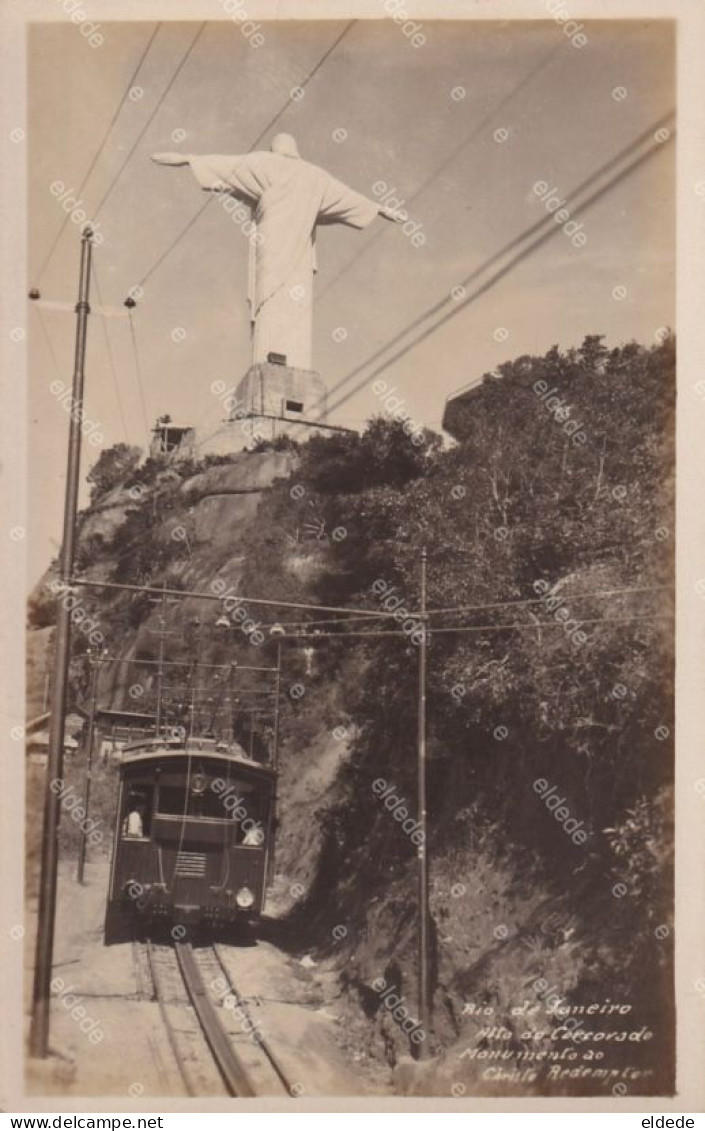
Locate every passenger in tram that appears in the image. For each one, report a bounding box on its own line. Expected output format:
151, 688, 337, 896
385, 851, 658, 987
242, 822, 265, 846
123, 792, 147, 838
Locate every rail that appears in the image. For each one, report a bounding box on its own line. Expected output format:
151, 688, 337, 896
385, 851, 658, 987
144, 939, 295, 1097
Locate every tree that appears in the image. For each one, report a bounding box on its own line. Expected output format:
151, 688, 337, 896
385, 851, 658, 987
241, 334, 674, 898
86, 443, 141, 503
298, 416, 440, 495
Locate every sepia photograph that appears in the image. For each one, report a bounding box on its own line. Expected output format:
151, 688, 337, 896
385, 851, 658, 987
2, 0, 704, 1117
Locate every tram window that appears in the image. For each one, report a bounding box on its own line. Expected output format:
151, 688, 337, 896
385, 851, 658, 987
156, 785, 188, 815
156, 785, 237, 819
200, 789, 232, 818
121, 787, 153, 839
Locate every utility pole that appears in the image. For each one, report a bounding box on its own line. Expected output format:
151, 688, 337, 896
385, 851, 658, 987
266, 629, 284, 889
30, 227, 94, 1058
155, 584, 166, 735
272, 638, 282, 770
249, 710, 257, 759
76, 651, 104, 884
417, 546, 430, 1058
188, 683, 197, 738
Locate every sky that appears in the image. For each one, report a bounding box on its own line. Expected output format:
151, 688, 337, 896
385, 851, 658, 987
28, 18, 675, 583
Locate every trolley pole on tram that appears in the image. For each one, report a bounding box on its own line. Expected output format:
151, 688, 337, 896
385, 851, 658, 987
30, 227, 94, 1057
417, 546, 431, 1058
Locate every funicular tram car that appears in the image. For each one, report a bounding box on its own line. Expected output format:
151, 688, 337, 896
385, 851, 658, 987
104, 734, 276, 942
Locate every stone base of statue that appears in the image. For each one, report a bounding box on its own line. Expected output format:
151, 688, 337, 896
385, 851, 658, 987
190, 362, 351, 458
233, 360, 328, 425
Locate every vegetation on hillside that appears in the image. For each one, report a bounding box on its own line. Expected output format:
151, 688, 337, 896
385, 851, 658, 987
235, 334, 675, 1087
27, 333, 675, 1091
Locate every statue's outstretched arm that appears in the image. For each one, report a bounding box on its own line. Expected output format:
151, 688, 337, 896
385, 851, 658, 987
317, 172, 407, 230
378, 205, 406, 223
154, 153, 255, 204
151, 153, 191, 167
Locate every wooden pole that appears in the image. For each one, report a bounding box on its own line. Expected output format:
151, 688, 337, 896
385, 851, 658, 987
155, 583, 167, 736
272, 640, 282, 770
30, 228, 93, 1057
417, 546, 430, 1057
76, 655, 100, 884
265, 637, 282, 889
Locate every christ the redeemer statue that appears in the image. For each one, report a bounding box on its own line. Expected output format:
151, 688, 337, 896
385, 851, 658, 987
152, 133, 403, 372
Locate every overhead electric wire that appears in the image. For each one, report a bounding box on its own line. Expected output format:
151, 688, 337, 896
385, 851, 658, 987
317, 110, 674, 415
423, 583, 672, 619
324, 121, 675, 422
249, 20, 357, 152
92, 261, 130, 441
422, 611, 674, 634
319, 110, 674, 416
127, 308, 151, 438
67, 575, 394, 617
316, 38, 565, 305
277, 584, 672, 628
34, 22, 162, 285
275, 613, 404, 629
98, 656, 276, 675
33, 303, 64, 382
279, 611, 674, 640
133, 193, 213, 297
92, 23, 207, 221
132, 20, 357, 296
65, 573, 671, 627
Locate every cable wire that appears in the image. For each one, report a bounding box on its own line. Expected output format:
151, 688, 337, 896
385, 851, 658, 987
276, 584, 671, 627
93, 23, 207, 221
324, 124, 675, 421
279, 611, 674, 640
275, 612, 407, 629
34, 22, 162, 285
34, 304, 65, 382
316, 37, 564, 306
68, 574, 394, 617
316, 111, 674, 414
319, 111, 674, 416
250, 20, 357, 152
423, 584, 672, 619
127, 309, 151, 438
65, 574, 671, 624
92, 260, 130, 441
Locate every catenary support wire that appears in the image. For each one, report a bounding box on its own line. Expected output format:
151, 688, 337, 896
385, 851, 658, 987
34, 23, 162, 285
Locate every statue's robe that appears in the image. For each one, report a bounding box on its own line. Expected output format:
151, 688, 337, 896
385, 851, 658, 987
188, 151, 380, 371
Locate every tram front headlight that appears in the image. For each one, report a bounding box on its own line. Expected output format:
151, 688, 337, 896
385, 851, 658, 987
235, 886, 255, 910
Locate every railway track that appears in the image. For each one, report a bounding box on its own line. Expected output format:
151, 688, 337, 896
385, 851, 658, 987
140, 939, 296, 1097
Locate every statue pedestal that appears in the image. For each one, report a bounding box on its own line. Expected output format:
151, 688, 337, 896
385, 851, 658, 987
192, 363, 353, 457
231, 361, 328, 428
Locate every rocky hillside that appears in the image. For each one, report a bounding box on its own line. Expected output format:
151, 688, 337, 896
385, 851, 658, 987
27, 335, 675, 1095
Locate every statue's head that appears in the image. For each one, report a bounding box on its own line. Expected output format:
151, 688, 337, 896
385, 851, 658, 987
271, 133, 300, 159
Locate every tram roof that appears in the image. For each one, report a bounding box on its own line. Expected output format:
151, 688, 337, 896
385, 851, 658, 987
119, 735, 277, 779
